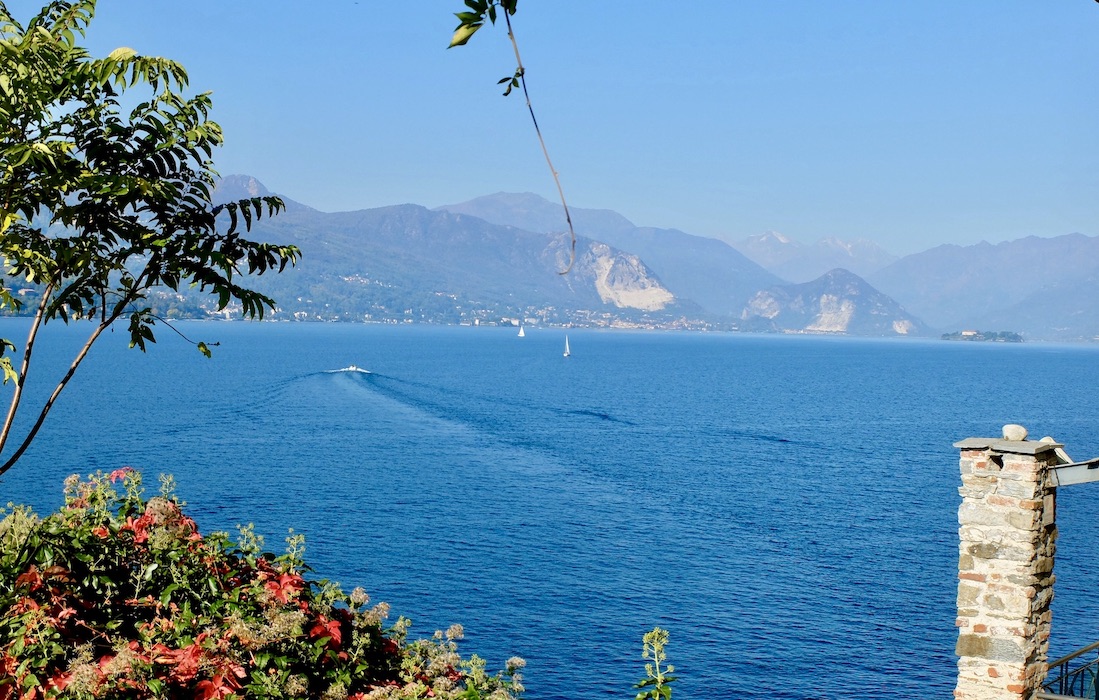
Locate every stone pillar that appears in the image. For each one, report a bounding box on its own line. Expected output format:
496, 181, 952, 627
954, 426, 1059, 700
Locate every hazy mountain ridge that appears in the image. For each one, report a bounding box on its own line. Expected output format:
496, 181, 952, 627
199, 178, 1098, 339
868, 233, 1099, 338
949, 269, 1099, 341
732, 231, 898, 282
439, 191, 637, 239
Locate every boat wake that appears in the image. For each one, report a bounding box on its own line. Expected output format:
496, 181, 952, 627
325, 365, 371, 374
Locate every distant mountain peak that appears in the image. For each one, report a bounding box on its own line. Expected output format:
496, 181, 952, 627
819, 267, 859, 282
732, 233, 897, 283
211, 174, 318, 214
437, 191, 636, 237
819, 237, 853, 254
214, 175, 271, 201
478, 191, 556, 206
759, 230, 796, 245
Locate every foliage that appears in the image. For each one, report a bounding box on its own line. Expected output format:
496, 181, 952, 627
0, 0, 300, 475
447, 1, 518, 53
633, 628, 676, 700
0, 470, 525, 699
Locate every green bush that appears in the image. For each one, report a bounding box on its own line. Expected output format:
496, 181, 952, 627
0, 470, 524, 699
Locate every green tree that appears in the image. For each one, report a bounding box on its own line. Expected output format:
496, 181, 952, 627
0, 0, 299, 476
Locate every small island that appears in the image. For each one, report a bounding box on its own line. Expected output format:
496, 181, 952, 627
942, 329, 1024, 343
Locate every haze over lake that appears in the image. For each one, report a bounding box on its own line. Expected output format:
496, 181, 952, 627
3, 320, 1098, 698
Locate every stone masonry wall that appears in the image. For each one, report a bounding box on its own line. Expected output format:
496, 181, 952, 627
954, 430, 1058, 700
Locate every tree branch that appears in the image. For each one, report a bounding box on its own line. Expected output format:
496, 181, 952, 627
0, 282, 55, 463
0, 307, 121, 477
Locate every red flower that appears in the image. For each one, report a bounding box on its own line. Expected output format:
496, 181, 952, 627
108, 467, 133, 483
195, 664, 244, 700
152, 636, 207, 682
178, 516, 201, 539
120, 513, 155, 544
14, 567, 42, 592
10, 597, 40, 615
263, 572, 304, 605
308, 615, 343, 650
45, 670, 71, 693
48, 604, 77, 626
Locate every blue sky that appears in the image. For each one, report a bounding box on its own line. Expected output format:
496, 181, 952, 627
10, 1, 1099, 254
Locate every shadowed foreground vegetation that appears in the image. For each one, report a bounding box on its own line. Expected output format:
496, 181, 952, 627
0, 470, 524, 699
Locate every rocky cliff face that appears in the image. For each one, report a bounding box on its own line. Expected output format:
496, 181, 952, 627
542, 237, 676, 311
741, 269, 926, 336
587, 243, 675, 311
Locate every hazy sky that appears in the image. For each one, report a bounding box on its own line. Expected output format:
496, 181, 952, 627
10, 1, 1099, 254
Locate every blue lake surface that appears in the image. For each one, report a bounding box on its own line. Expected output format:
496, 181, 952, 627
2, 320, 1098, 699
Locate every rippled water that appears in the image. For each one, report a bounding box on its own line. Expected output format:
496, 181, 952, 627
2, 320, 1098, 698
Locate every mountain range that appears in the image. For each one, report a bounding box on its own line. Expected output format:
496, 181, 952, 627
204, 176, 1098, 340
730, 231, 898, 283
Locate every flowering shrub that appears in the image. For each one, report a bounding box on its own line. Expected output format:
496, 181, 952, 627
632, 628, 675, 700
0, 470, 524, 699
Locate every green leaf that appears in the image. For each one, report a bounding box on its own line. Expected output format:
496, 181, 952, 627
160, 583, 179, 605
0, 357, 17, 385
449, 22, 482, 48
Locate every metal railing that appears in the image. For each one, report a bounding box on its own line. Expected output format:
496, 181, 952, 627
1036, 641, 1099, 699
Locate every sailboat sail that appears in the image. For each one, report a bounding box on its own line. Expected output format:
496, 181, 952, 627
563, 336, 571, 357
518, 325, 525, 337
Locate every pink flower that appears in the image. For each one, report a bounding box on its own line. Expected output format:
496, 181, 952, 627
108, 467, 134, 483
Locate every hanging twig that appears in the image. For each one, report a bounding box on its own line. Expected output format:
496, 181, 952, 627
501, 12, 575, 274
450, 1, 576, 274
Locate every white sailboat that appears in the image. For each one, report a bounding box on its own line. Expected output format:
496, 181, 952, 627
518, 325, 525, 337
563, 335, 571, 358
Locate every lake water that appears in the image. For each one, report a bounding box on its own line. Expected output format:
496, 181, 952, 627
2, 320, 1098, 699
